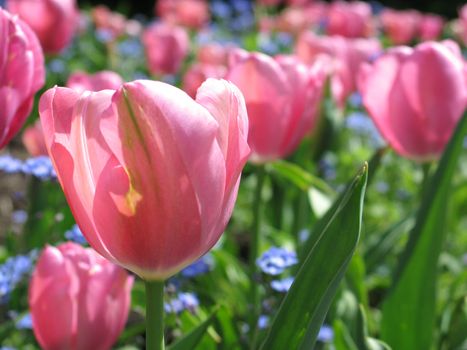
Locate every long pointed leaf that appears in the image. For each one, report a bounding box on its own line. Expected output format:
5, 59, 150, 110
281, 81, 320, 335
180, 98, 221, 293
260, 164, 368, 350
381, 114, 467, 350
168, 308, 218, 350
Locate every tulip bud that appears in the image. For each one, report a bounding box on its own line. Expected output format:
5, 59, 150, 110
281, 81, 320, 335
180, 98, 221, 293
66, 70, 124, 93
380, 9, 421, 45
326, 0, 373, 38
156, 0, 209, 29
7, 0, 79, 54
0, 8, 45, 150
182, 63, 226, 98
358, 40, 467, 161
39, 79, 250, 280
226, 49, 326, 162
142, 22, 190, 76
29, 243, 133, 350
22, 120, 48, 157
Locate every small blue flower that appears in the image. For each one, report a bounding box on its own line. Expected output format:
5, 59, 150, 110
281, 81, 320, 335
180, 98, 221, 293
211, 1, 232, 18
162, 75, 177, 85
375, 181, 389, 194
95, 29, 114, 43
270, 277, 294, 293
368, 51, 383, 63
298, 229, 310, 243
15, 313, 33, 330
180, 255, 212, 278
257, 247, 298, 275
164, 292, 199, 314
118, 39, 143, 57
345, 112, 384, 147
11, 210, 28, 225
258, 33, 280, 55
347, 92, 363, 108
230, 14, 255, 32
22, 156, 56, 180
133, 71, 150, 80
0, 253, 35, 304
258, 315, 269, 329
318, 324, 334, 343
276, 32, 293, 48
232, 0, 251, 14
48, 59, 66, 74
65, 225, 88, 245
0, 155, 23, 174
318, 154, 337, 181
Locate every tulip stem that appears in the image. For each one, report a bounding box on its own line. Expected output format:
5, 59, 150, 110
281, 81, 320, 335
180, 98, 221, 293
249, 165, 266, 348
145, 280, 165, 350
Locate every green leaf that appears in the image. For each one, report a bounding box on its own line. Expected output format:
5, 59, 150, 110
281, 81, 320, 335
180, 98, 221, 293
381, 114, 467, 350
260, 163, 368, 350
355, 305, 392, 350
333, 320, 359, 350
168, 308, 218, 350
267, 159, 335, 195
366, 147, 388, 186
363, 215, 414, 273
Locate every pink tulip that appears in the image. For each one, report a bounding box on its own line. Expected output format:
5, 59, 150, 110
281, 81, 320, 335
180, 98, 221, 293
276, 7, 309, 34
156, 0, 209, 29
39, 79, 250, 280
7, 0, 79, 54
226, 49, 326, 162
91, 5, 127, 39
0, 8, 45, 150
182, 63, 226, 98
142, 22, 190, 76
419, 14, 444, 41
29, 242, 133, 350
258, 16, 277, 33
197, 43, 229, 66
326, 1, 373, 38
380, 9, 421, 45
296, 32, 381, 107
358, 40, 467, 161
66, 71, 124, 93
22, 120, 48, 157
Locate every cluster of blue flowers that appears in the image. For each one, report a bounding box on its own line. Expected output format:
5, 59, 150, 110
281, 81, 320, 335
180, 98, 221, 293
0, 252, 36, 304
180, 254, 212, 278
257, 314, 334, 343
210, 0, 254, 33
257, 247, 298, 276
344, 111, 384, 147
118, 38, 143, 58
270, 276, 294, 293
164, 292, 199, 314
0, 155, 56, 181
64, 224, 88, 245
258, 32, 294, 56
13, 312, 33, 330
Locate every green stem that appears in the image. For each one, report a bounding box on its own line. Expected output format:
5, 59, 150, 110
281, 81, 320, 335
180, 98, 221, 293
419, 162, 432, 200
145, 280, 165, 350
292, 191, 309, 246
249, 165, 266, 349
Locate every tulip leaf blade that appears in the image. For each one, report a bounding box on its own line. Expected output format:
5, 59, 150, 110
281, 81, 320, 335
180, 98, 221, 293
267, 159, 335, 195
381, 114, 467, 350
168, 308, 218, 350
260, 163, 368, 350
